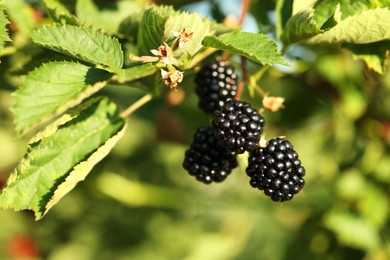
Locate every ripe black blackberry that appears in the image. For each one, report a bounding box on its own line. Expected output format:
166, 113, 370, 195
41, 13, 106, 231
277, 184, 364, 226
212, 99, 265, 154
246, 138, 305, 202
183, 126, 238, 184
195, 61, 238, 114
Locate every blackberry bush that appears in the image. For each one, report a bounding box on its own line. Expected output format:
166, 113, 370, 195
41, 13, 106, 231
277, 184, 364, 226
246, 138, 305, 202
195, 61, 238, 114
212, 99, 265, 154
183, 126, 238, 184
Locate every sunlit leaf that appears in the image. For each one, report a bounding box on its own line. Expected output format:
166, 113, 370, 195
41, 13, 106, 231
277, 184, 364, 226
31, 24, 124, 69
76, 0, 143, 33
0, 97, 126, 220
0, 5, 11, 49
202, 31, 288, 65
308, 7, 390, 44
43, 0, 79, 25
13, 61, 112, 134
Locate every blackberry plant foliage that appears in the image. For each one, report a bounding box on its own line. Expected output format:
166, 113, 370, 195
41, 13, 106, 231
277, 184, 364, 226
1, 0, 388, 220
183, 127, 238, 184
246, 138, 305, 202
195, 60, 238, 114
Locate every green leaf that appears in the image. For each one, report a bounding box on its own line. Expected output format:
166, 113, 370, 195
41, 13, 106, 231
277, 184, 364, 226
31, 24, 124, 69
202, 31, 288, 66
76, 0, 143, 34
324, 211, 381, 251
164, 12, 211, 67
281, 9, 323, 46
344, 41, 390, 74
137, 6, 174, 56
308, 7, 390, 44
275, 0, 293, 40
0, 97, 126, 220
116, 63, 157, 84
0, 5, 11, 49
13, 61, 112, 134
3, 0, 34, 37
43, 0, 79, 25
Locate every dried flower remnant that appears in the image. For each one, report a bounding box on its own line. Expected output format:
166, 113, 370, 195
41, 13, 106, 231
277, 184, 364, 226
151, 42, 173, 64
161, 69, 184, 89
262, 96, 285, 112
173, 28, 193, 48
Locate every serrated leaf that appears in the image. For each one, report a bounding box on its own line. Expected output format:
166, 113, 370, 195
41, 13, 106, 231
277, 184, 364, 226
164, 12, 211, 67
31, 24, 124, 69
308, 7, 390, 44
116, 63, 157, 83
76, 0, 143, 34
137, 6, 174, 56
281, 9, 323, 46
3, 0, 34, 37
344, 41, 390, 74
13, 61, 112, 134
0, 5, 11, 49
0, 97, 126, 220
43, 0, 79, 25
202, 31, 288, 66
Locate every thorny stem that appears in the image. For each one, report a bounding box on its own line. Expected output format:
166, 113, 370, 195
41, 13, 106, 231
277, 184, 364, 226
119, 93, 153, 118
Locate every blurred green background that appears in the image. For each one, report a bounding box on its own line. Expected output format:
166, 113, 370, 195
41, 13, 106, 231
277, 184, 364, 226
1, 0, 390, 259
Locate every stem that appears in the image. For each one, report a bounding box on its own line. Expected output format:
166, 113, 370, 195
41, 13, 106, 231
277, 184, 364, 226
188, 47, 217, 68
221, 0, 251, 61
0, 46, 16, 57
235, 56, 248, 100
119, 93, 153, 118
251, 64, 271, 83
239, 0, 251, 25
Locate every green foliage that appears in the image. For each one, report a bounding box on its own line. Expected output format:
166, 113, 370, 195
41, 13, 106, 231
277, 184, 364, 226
75, 0, 143, 33
31, 24, 124, 70
0, 97, 125, 219
203, 31, 288, 65
43, 0, 79, 25
12, 61, 112, 134
308, 7, 390, 44
0, 5, 10, 49
0, 1, 390, 259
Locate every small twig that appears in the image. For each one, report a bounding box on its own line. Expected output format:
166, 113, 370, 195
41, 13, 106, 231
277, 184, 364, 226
119, 93, 153, 118
235, 56, 248, 100
252, 64, 271, 83
239, 0, 250, 25
188, 47, 217, 68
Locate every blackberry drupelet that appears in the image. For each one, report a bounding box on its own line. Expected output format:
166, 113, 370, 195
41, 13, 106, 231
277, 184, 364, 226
183, 126, 238, 184
195, 61, 238, 114
212, 99, 265, 154
246, 138, 305, 202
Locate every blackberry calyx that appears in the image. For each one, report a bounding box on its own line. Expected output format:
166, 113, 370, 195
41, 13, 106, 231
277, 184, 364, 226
183, 126, 238, 184
246, 137, 305, 202
195, 61, 238, 114
212, 99, 265, 154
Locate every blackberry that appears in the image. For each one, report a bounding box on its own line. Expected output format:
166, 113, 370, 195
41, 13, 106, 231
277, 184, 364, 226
183, 126, 238, 184
212, 100, 265, 154
195, 61, 238, 114
246, 138, 305, 202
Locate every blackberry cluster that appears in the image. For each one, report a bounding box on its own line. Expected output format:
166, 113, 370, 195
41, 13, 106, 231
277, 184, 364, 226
212, 99, 265, 154
246, 138, 305, 202
183, 126, 238, 184
195, 61, 238, 114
